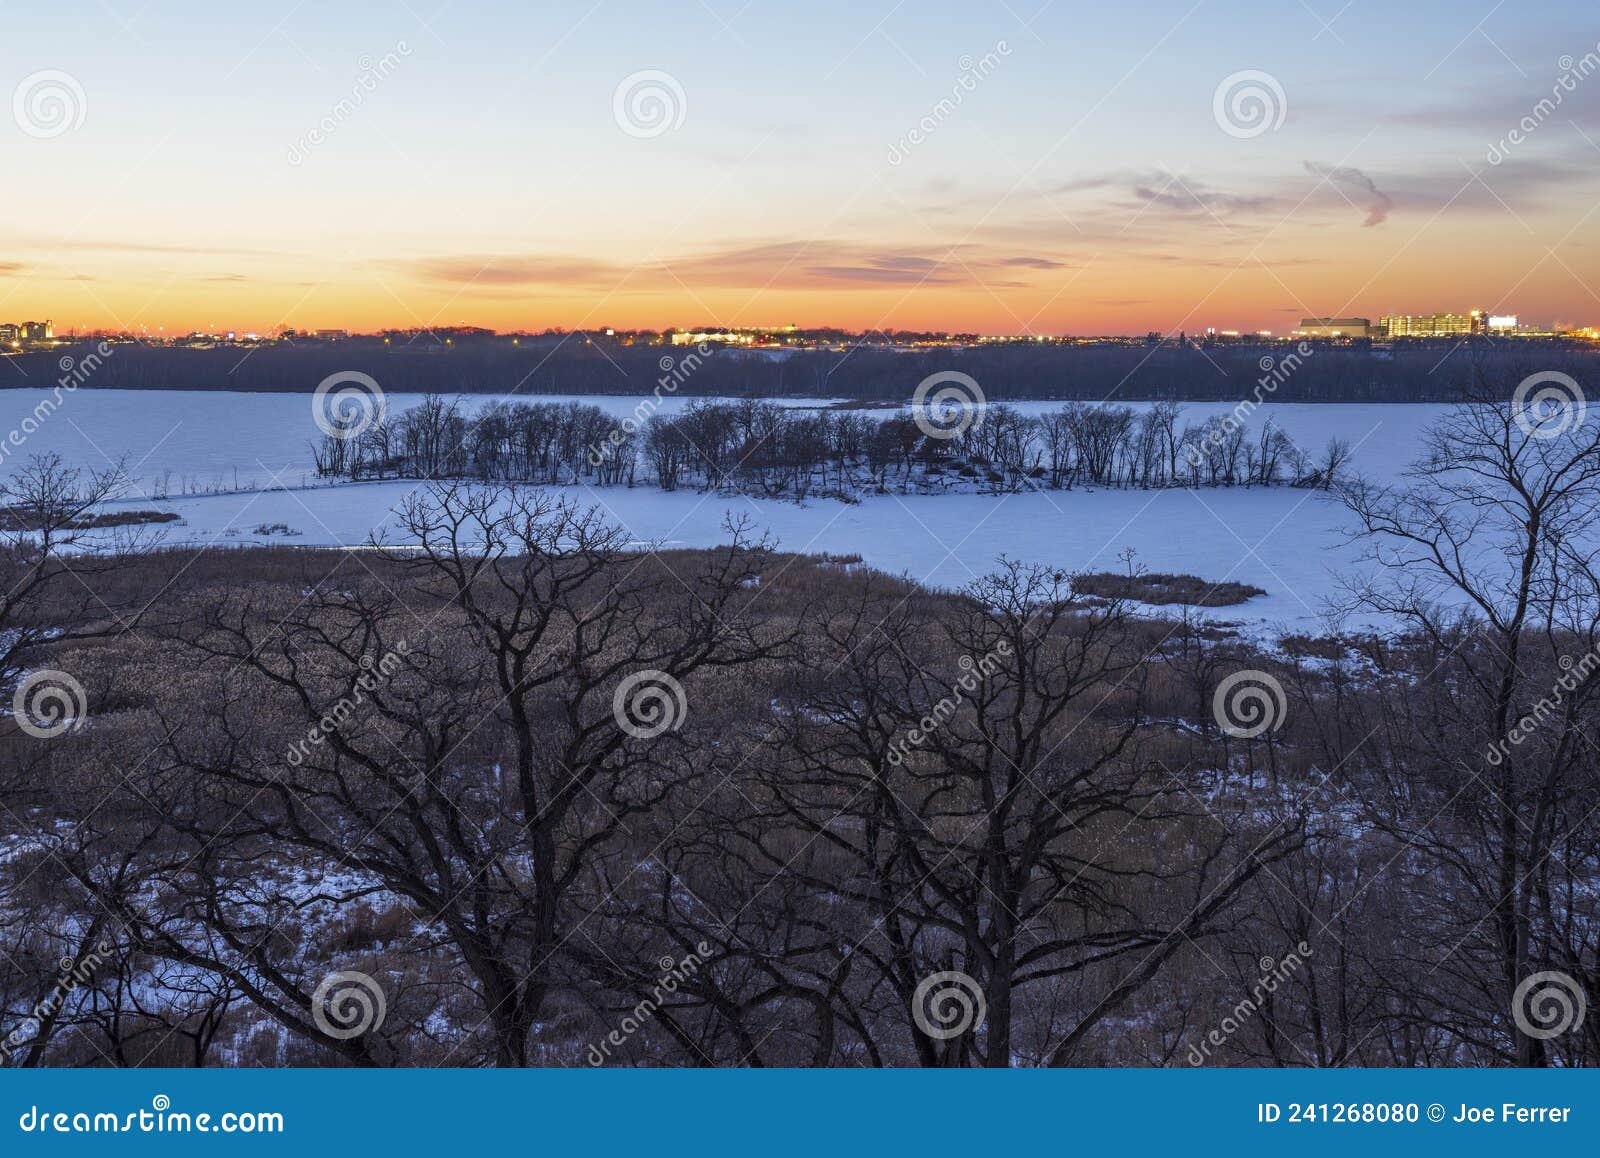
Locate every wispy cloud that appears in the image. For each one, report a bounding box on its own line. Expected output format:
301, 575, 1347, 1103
1305, 162, 1394, 226
393, 241, 1073, 293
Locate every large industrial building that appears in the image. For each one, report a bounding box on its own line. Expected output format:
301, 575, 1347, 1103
1296, 317, 1373, 339
1379, 312, 1482, 338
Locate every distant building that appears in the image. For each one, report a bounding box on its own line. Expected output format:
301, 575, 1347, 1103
310, 328, 349, 341
0, 324, 17, 345
1380, 312, 1480, 338
1297, 317, 1372, 339
19, 319, 53, 341
670, 323, 800, 347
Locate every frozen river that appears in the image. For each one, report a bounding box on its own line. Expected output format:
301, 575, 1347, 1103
0, 389, 1459, 632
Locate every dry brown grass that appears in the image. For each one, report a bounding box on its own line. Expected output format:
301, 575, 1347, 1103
0, 507, 180, 532
1073, 570, 1267, 607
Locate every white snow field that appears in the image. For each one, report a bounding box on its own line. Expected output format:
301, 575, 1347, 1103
0, 389, 1459, 631
0, 389, 845, 497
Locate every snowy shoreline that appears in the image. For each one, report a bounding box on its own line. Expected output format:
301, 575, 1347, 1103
1, 390, 1458, 631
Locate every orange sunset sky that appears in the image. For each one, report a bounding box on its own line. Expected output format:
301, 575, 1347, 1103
3, 0, 1598, 336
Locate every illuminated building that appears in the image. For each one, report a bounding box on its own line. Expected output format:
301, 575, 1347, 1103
1380, 312, 1479, 338
670, 324, 800, 346
1296, 317, 1372, 339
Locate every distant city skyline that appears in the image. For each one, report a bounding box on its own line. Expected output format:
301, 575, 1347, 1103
12, 307, 1597, 344
11, 309, 1596, 345
2, 1, 1598, 335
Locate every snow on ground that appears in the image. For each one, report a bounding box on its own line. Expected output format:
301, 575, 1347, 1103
0, 390, 1461, 631
135, 477, 1367, 631
0, 389, 1435, 496
0, 389, 843, 496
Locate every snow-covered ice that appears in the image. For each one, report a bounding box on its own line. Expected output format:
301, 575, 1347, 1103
145, 477, 1362, 628
0, 390, 1464, 631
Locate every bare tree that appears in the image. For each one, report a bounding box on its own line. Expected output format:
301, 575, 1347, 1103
147, 485, 795, 1065
1340, 385, 1600, 1065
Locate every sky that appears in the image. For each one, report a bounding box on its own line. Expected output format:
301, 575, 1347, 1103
1, 0, 1598, 335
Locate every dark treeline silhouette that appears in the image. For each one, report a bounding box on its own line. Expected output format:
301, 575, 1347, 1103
13, 337, 1599, 403
312, 396, 1353, 496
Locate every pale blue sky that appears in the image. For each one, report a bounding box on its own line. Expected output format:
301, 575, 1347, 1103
2, 0, 1597, 332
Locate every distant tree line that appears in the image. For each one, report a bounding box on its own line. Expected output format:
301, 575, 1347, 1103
312, 396, 1355, 496
13, 337, 1598, 404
